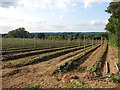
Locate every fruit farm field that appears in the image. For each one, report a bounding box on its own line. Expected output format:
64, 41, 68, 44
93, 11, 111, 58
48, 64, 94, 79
1, 38, 120, 88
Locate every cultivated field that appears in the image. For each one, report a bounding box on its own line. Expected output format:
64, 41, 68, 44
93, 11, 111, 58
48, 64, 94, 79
1, 38, 120, 88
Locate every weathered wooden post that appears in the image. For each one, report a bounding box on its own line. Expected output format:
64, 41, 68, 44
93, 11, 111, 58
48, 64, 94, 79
101, 36, 103, 45
84, 35, 86, 52
92, 37, 94, 46
95, 39, 97, 45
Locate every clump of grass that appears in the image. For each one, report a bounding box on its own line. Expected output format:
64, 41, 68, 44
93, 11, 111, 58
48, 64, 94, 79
115, 71, 120, 75
117, 62, 120, 71
26, 84, 39, 88
88, 59, 100, 72
89, 63, 98, 72
77, 80, 86, 85
55, 77, 61, 81
6, 61, 12, 65
117, 48, 120, 58
36, 75, 43, 77
65, 83, 80, 88
78, 66, 87, 73
109, 76, 120, 83
65, 83, 90, 88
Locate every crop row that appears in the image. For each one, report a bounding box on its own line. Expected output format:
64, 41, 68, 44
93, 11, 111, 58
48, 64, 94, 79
2, 44, 90, 61
2, 44, 85, 55
2, 38, 87, 51
2, 42, 84, 51
56, 44, 101, 72
5, 44, 93, 67
88, 43, 108, 76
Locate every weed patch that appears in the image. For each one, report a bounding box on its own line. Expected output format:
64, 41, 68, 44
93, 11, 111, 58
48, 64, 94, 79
26, 84, 39, 88
109, 76, 120, 83
78, 66, 87, 72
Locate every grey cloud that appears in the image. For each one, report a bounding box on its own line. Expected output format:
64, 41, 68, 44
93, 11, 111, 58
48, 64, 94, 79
0, 0, 19, 8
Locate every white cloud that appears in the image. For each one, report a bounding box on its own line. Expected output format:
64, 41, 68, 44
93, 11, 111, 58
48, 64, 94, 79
0, 0, 78, 10
75, 20, 107, 32
0, 0, 109, 33
105, 19, 109, 24
48, 12, 56, 16
0, 19, 107, 33
83, 0, 101, 8
59, 15, 67, 19
89, 20, 106, 25
0, 7, 47, 33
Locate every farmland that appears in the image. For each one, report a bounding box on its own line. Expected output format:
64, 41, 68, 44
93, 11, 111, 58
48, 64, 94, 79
1, 37, 120, 88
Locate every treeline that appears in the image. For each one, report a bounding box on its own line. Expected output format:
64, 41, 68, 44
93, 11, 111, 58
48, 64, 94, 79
2, 27, 108, 40
105, 1, 120, 47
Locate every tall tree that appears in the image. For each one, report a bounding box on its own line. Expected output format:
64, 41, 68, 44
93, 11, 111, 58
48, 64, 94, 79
7, 27, 31, 38
105, 1, 120, 47
34, 33, 46, 39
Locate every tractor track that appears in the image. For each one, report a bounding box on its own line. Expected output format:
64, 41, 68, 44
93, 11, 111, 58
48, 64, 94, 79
103, 46, 119, 75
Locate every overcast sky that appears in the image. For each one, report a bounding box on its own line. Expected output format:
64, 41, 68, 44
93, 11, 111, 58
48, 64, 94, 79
0, 0, 112, 34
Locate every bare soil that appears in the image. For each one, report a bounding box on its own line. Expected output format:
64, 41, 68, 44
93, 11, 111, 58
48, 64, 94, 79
103, 46, 119, 75
2, 44, 120, 88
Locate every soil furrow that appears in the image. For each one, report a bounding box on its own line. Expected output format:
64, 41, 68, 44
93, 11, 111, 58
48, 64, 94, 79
103, 46, 119, 75
2, 45, 100, 88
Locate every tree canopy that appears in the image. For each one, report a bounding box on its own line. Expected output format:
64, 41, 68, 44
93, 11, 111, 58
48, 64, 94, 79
34, 33, 45, 39
6, 27, 31, 38
105, 1, 120, 47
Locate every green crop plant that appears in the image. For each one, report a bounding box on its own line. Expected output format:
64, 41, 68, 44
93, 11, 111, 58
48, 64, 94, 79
57, 45, 100, 72
26, 84, 39, 88
2, 38, 84, 51
3, 44, 91, 61
109, 76, 120, 83
117, 62, 120, 71
78, 66, 87, 73
77, 80, 86, 85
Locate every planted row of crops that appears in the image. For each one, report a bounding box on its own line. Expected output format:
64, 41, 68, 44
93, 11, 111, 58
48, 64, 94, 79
56, 44, 101, 72
2, 44, 86, 55
2, 44, 92, 61
4, 44, 94, 68
2, 38, 91, 51
88, 43, 108, 76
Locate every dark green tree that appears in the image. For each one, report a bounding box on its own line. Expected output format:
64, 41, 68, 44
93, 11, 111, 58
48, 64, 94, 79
34, 33, 46, 39
7, 27, 31, 38
105, 1, 120, 47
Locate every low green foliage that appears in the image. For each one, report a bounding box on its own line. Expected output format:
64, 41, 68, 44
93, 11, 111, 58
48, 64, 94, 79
88, 44, 107, 75
89, 63, 98, 72
36, 75, 43, 77
65, 83, 90, 88
3, 44, 90, 61
26, 84, 39, 88
115, 71, 120, 75
57, 45, 100, 72
77, 80, 86, 85
109, 77, 120, 83
117, 62, 120, 71
78, 66, 87, 73
55, 77, 61, 81
2, 38, 83, 51
23, 44, 91, 66
6, 61, 12, 65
